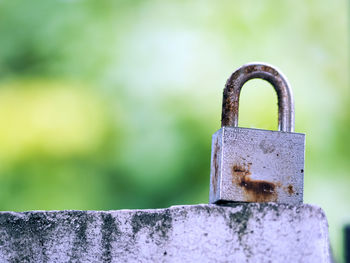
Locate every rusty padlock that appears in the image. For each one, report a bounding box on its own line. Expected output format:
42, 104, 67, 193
209, 63, 305, 205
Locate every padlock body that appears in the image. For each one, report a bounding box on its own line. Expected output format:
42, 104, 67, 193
209, 127, 305, 205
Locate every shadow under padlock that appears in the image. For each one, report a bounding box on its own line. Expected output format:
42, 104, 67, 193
209, 63, 305, 205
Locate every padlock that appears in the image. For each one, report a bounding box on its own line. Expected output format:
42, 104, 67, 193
209, 63, 305, 205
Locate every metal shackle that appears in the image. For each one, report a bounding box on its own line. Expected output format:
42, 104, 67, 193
221, 63, 295, 132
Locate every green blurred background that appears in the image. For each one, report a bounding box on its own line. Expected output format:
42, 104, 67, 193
0, 0, 348, 261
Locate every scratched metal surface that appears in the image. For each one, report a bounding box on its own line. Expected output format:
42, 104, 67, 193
210, 127, 305, 205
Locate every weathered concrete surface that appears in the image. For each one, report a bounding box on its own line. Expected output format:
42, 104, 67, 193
0, 203, 330, 263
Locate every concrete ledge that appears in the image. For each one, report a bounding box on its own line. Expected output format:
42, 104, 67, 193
0, 203, 330, 262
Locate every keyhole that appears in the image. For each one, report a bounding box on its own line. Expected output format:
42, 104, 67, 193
238, 79, 278, 130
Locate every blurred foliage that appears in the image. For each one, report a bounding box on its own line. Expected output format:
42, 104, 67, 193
0, 0, 348, 261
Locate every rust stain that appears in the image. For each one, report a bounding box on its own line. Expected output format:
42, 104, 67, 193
221, 64, 291, 129
232, 164, 251, 177
286, 184, 294, 195
221, 87, 238, 127
244, 65, 256, 74
211, 139, 220, 195
232, 163, 278, 202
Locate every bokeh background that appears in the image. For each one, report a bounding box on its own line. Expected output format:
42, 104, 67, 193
0, 0, 348, 261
